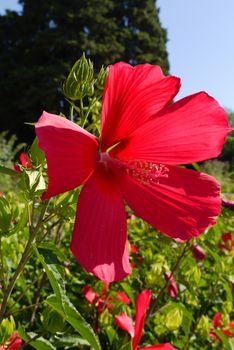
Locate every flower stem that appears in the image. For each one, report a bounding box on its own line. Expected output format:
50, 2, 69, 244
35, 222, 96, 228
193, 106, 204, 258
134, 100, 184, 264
0, 237, 5, 291
82, 97, 97, 128
147, 241, 191, 319
70, 105, 74, 122
0, 200, 49, 324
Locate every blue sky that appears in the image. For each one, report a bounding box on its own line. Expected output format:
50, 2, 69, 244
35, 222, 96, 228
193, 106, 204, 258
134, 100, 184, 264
1, 0, 234, 110
157, 0, 234, 110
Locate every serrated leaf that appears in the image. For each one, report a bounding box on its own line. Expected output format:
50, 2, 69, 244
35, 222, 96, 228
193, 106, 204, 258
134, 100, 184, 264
53, 335, 89, 348
47, 295, 101, 350
38, 241, 67, 262
36, 247, 101, 350
18, 326, 56, 350
34, 246, 66, 308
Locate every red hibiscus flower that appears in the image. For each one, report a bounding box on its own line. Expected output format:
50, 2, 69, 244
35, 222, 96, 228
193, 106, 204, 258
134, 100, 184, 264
115, 290, 176, 350
82, 284, 130, 314
35, 62, 231, 283
209, 311, 234, 341
0, 332, 22, 350
14, 152, 30, 172
164, 272, 178, 298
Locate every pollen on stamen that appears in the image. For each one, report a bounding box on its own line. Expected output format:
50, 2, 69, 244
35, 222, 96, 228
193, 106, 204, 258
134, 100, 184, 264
125, 160, 169, 185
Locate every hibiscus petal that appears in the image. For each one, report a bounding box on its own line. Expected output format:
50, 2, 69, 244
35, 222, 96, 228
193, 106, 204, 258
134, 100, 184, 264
101, 62, 180, 151
113, 92, 231, 164
120, 165, 221, 240
213, 312, 222, 327
115, 313, 135, 338
35, 111, 98, 199
82, 285, 97, 304
139, 344, 177, 350
116, 291, 131, 304
70, 171, 131, 283
133, 290, 152, 350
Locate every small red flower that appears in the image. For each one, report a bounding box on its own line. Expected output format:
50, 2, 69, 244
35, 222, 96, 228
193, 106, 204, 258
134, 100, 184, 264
82, 285, 97, 304
82, 284, 130, 314
14, 152, 30, 172
218, 232, 234, 252
116, 291, 131, 304
115, 290, 177, 350
36, 62, 232, 282
165, 272, 178, 298
0, 332, 22, 350
213, 312, 222, 327
131, 243, 139, 254
192, 244, 206, 261
209, 312, 234, 342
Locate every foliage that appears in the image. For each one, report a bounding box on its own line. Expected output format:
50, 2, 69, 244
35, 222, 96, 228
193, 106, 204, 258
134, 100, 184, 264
0, 55, 233, 350
0, 0, 169, 144
0, 132, 25, 192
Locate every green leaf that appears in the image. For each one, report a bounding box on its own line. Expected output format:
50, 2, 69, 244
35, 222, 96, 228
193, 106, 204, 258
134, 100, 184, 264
20, 168, 46, 197
0, 164, 18, 176
214, 329, 233, 350
0, 316, 15, 344
47, 295, 101, 350
119, 341, 132, 350
204, 241, 221, 263
0, 196, 12, 234
38, 241, 67, 262
7, 203, 28, 237
191, 162, 201, 171
105, 326, 117, 345
18, 326, 56, 350
34, 246, 66, 308
53, 336, 89, 348
120, 282, 135, 305
36, 246, 101, 350
30, 137, 45, 166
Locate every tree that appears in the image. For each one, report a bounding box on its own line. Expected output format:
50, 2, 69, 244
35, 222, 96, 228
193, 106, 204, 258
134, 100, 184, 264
0, 0, 169, 143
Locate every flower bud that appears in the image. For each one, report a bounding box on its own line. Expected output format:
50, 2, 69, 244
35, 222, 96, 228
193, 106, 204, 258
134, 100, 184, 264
145, 263, 163, 288
192, 244, 206, 261
165, 272, 178, 298
184, 266, 201, 285
95, 66, 108, 91
62, 53, 94, 100
165, 307, 183, 331
223, 301, 233, 314
0, 316, 15, 344
197, 315, 210, 338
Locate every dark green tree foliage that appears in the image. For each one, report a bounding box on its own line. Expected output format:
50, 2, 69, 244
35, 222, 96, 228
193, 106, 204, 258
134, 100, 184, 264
115, 0, 169, 71
0, 0, 169, 143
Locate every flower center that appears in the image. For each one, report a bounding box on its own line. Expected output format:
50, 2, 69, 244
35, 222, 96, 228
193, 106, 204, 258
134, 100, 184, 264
96, 152, 169, 185
125, 160, 169, 185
